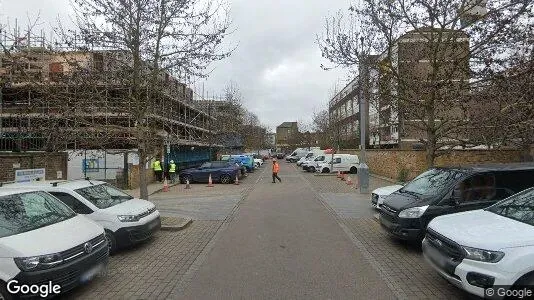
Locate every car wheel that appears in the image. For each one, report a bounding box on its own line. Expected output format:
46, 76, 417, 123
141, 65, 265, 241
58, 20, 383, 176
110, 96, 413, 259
309, 166, 316, 172
105, 230, 118, 255
220, 174, 231, 184
322, 168, 330, 173
350, 166, 358, 174
0, 282, 13, 300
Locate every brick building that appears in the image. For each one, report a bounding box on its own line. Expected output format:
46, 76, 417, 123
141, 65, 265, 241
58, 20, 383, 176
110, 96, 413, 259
275, 122, 298, 152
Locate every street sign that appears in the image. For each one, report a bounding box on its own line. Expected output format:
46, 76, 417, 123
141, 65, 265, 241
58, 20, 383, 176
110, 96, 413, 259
15, 168, 46, 183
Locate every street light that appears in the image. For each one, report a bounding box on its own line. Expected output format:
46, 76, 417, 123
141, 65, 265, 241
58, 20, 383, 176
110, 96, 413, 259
358, 36, 370, 193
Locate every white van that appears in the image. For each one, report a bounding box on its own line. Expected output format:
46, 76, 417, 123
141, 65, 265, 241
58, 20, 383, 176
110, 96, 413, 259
302, 154, 327, 172
316, 154, 360, 174
0, 188, 107, 299
286, 148, 310, 162
5, 180, 161, 254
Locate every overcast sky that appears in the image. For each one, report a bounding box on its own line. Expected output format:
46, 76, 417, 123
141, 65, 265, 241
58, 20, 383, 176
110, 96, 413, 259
0, 0, 353, 131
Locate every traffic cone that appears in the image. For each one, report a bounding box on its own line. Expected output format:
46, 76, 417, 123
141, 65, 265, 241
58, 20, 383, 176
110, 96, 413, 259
162, 178, 169, 192
234, 174, 240, 185
337, 171, 341, 178
346, 175, 353, 185
185, 179, 191, 189
341, 173, 346, 181
207, 173, 214, 187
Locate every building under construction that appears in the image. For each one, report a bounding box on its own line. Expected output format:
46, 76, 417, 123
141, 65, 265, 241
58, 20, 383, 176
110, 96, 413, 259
0, 24, 218, 181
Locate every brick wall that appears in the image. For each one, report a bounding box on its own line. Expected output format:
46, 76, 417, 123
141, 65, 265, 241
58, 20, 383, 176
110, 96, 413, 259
0, 152, 68, 182
127, 164, 156, 189
339, 149, 524, 182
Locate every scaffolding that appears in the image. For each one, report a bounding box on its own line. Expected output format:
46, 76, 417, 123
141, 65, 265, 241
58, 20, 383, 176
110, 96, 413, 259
0, 21, 217, 153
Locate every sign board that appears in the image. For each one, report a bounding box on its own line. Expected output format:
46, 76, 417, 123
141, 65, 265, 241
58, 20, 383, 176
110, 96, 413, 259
15, 168, 46, 183
56, 171, 63, 179
12, 163, 21, 169
82, 159, 100, 173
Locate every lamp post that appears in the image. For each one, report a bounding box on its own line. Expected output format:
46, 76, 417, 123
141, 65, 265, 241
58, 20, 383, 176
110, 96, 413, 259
358, 36, 370, 193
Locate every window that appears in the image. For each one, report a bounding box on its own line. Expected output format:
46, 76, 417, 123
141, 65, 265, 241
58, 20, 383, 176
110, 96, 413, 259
454, 173, 516, 203
333, 158, 341, 164
50, 192, 93, 214
487, 188, 534, 226
200, 162, 212, 168
402, 168, 464, 197
75, 183, 134, 209
0, 191, 76, 238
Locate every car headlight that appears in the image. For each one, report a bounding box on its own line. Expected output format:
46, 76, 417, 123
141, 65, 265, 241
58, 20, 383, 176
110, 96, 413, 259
14, 253, 63, 271
398, 205, 429, 218
462, 246, 504, 263
118, 215, 139, 222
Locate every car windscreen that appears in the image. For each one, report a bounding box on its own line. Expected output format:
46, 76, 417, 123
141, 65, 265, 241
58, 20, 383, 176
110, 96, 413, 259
75, 183, 134, 209
0, 191, 76, 238
400, 168, 464, 197
486, 188, 534, 226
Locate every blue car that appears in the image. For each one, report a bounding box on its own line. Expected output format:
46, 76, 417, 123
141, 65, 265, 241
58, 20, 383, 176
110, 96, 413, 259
227, 155, 255, 173
179, 161, 240, 184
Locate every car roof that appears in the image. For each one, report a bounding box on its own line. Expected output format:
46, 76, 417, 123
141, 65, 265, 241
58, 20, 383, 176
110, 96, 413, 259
1, 179, 106, 190
435, 162, 534, 173
0, 187, 42, 197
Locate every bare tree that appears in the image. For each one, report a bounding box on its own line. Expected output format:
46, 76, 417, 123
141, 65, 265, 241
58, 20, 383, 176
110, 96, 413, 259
318, 0, 533, 167
67, 0, 233, 199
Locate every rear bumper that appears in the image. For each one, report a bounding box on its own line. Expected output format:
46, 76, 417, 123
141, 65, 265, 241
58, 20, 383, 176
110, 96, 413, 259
114, 216, 161, 248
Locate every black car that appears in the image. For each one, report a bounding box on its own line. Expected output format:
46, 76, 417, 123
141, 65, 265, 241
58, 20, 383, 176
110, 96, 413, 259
379, 163, 534, 241
179, 161, 241, 184
276, 153, 285, 159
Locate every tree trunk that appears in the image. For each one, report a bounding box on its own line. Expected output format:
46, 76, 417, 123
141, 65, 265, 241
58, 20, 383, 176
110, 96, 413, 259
139, 147, 149, 200
426, 131, 437, 168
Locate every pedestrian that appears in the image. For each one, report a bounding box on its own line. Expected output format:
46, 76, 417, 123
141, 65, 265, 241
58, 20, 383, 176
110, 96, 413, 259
168, 160, 177, 183
272, 159, 281, 183
152, 158, 163, 182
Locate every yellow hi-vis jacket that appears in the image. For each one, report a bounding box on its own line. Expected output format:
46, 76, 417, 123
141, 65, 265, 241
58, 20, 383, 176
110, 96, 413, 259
169, 163, 176, 173
152, 160, 162, 171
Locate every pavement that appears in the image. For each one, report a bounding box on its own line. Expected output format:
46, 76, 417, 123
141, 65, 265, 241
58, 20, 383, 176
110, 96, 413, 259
64, 161, 475, 300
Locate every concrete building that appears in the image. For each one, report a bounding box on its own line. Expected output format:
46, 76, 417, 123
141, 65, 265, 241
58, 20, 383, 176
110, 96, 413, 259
275, 121, 298, 152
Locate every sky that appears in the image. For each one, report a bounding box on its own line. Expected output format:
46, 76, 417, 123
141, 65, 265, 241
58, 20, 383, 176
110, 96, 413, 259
0, 0, 353, 131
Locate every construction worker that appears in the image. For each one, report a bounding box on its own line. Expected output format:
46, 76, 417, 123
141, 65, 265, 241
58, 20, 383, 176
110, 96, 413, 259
152, 158, 163, 182
272, 159, 281, 183
168, 160, 177, 183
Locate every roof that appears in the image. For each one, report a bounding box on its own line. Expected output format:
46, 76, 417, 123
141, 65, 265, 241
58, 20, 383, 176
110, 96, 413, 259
437, 162, 534, 172
277, 122, 297, 128
1, 179, 106, 190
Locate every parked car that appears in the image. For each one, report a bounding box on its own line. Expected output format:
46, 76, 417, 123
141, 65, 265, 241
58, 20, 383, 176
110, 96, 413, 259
422, 187, 534, 299
379, 163, 534, 242
4, 179, 161, 254
180, 161, 241, 184
275, 153, 285, 159
226, 155, 255, 173
0, 188, 108, 299
316, 154, 360, 174
371, 184, 404, 209
286, 147, 322, 163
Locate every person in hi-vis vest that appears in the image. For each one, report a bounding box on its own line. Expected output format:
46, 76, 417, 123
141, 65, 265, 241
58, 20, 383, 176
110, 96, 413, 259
152, 158, 163, 182
168, 160, 177, 183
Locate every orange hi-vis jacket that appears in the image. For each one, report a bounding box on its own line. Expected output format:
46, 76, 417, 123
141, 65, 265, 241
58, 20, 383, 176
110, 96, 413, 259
272, 162, 280, 173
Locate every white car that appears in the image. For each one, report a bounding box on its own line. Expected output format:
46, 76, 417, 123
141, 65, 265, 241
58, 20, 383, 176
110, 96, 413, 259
302, 155, 327, 172
296, 157, 308, 166
5, 180, 161, 254
371, 184, 403, 209
254, 158, 263, 168
0, 188, 107, 299
317, 154, 359, 174
423, 187, 534, 299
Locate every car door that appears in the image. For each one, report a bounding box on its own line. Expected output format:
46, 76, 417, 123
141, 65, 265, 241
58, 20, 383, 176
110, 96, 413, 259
194, 162, 212, 182
331, 157, 342, 172
49, 192, 94, 215
451, 173, 514, 213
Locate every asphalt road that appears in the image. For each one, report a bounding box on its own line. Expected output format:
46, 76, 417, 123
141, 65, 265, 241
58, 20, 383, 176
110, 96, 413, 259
177, 162, 396, 299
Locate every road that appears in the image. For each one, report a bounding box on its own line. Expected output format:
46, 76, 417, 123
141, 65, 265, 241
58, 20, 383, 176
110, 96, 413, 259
66, 161, 469, 299
176, 162, 395, 299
